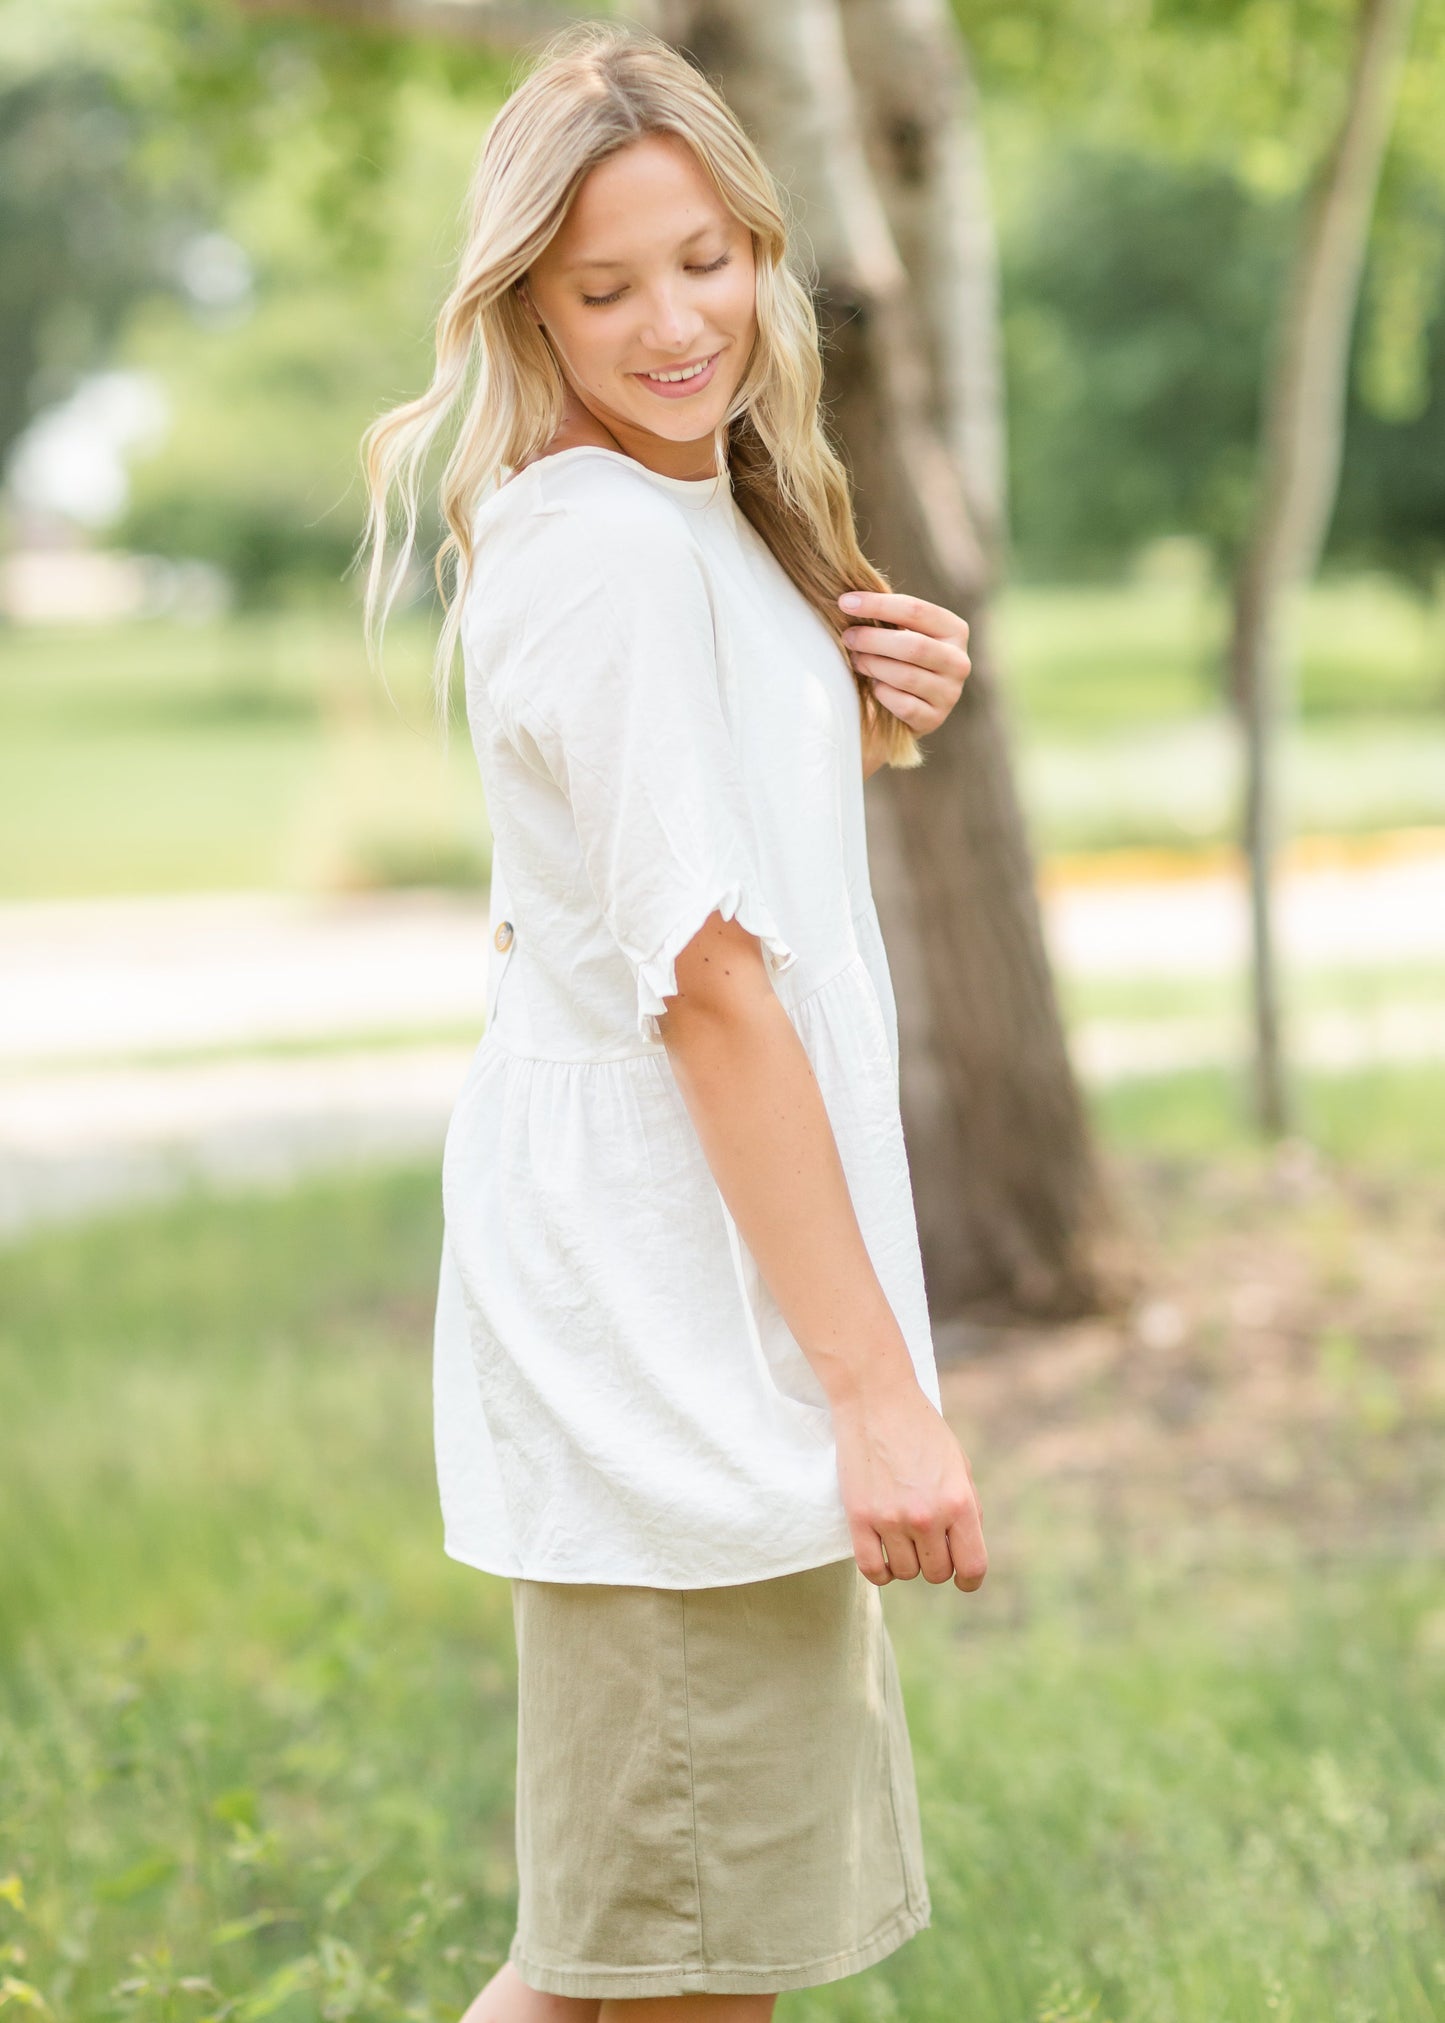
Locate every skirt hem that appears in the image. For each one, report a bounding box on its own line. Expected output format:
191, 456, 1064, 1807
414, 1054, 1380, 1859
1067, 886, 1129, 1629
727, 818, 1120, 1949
508, 1891, 931, 1999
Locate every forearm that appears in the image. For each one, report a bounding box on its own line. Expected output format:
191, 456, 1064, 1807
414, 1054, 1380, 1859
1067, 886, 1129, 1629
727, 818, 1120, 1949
661, 917, 986, 1593
662, 982, 918, 1410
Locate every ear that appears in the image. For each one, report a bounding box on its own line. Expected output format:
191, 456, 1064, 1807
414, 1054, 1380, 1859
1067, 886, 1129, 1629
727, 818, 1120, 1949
515, 279, 539, 322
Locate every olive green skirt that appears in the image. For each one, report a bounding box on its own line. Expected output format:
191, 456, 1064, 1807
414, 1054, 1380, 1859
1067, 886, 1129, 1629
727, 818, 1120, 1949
506, 1554, 931, 2000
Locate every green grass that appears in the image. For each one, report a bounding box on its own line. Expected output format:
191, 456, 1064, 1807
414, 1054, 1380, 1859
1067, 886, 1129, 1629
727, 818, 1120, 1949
0, 611, 489, 900
3, 576, 1443, 896
998, 574, 1445, 852
1091, 1060, 1445, 1170
1060, 975, 1445, 1169
1020, 714, 1445, 853
1059, 961, 1445, 1027
3, 1074, 1445, 2020
997, 571, 1445, 735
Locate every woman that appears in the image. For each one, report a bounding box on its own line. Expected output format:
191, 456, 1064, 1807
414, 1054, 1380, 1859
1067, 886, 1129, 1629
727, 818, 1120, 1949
359, 21, 986, 2021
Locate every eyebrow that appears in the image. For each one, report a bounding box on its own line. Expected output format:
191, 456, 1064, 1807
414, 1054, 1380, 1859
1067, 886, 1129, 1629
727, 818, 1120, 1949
560, 225, 722, 275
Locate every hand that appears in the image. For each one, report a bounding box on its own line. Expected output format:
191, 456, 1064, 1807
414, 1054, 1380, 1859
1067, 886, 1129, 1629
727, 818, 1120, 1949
839, 590, 972, 741
832, 1379, 988, 1592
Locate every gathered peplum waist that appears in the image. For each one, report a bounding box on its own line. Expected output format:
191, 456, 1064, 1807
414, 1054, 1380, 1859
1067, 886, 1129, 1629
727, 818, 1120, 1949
480, 898, 892, 1070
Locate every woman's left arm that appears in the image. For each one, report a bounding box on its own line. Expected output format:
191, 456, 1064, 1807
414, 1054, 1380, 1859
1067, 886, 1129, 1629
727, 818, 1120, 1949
840, 590, 972, 781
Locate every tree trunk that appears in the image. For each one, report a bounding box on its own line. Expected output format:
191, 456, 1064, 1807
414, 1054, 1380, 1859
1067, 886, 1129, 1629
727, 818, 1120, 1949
649, 0, 1122, 1320
1229, 0, 1417, 1133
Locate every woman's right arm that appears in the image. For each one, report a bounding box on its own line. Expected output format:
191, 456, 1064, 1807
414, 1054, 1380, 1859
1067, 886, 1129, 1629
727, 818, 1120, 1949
660, 910, 988, 1593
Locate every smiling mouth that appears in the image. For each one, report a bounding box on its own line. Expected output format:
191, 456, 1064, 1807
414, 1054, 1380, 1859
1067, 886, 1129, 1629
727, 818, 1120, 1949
635, 351, 721, 385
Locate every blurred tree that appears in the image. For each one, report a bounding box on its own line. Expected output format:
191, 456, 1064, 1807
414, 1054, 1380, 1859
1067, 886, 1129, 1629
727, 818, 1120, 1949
1331, 162, 1445, 590
1227, 0, 1420, 1133
111, 66, 504, 602
965, 0, 1445, 590
0, 65, 169, 506
0, 0, 513, 579
998, 146, 1283, 581
962, 0, 1441, 1140
15, 0, 1442, 595
996, 137, 1445, 589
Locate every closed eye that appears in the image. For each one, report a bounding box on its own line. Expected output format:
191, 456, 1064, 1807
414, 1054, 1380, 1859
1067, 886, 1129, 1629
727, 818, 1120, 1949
581, 251, 733, 309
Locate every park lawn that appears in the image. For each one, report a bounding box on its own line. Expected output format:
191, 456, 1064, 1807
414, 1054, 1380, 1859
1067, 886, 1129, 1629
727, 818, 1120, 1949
1059, 961, 1445, 1028
997, 568, 1444, 735
1091, 1057, 1445, 1170
0, 610, 489, 899
3, 1067, 1444, 2022
3, 576, 1444, 897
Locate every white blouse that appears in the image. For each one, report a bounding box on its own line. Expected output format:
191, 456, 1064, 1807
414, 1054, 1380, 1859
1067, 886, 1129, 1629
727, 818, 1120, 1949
433, 444, 942, 1588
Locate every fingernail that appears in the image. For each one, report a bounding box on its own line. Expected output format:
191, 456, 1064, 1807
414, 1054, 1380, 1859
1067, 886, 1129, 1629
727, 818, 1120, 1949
839, 592, 862, 610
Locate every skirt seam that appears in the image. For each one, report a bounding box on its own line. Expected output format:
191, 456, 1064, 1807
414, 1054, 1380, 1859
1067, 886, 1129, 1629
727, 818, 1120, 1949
880, 1614, 927, 1920
677, 1588, 708, 1971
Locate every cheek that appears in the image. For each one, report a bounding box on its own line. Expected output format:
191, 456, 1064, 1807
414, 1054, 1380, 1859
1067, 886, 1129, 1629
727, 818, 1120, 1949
561, 315, 624, 383
720, 269, 757, 338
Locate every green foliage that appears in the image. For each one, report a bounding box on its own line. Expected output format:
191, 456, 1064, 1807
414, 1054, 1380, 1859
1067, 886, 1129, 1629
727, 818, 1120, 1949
2, 7, 511, 593
997, 132, 1445, 585
2, 1160, 1444, 2020
971, 0, 1445, 581
1000, 145, 1287, 577
1332, 196, 1445, 591
109, 67, 504, 601
0, 63, 171, 467
5, 0, 1445, 590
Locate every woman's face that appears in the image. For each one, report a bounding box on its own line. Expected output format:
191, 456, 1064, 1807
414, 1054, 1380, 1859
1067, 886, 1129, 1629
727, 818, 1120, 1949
520, 132, 758, 472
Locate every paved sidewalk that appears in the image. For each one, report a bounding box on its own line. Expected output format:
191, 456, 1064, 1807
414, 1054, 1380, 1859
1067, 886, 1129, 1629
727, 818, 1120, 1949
0, 1045, 472, 1239
4, 838, 1443, 1239
1, 890, 491, 1066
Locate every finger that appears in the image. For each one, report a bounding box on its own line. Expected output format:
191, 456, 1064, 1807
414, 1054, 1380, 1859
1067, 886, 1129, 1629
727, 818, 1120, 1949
840, 590, 970, 644
842, 625, 969, 682
851, 1523, 894, 1587
848, 648, 963, 717
861, 673, 944, 734
879, 1529, 922, 1581
912, 1525, 955, 1585
946, 1521, 988, 1593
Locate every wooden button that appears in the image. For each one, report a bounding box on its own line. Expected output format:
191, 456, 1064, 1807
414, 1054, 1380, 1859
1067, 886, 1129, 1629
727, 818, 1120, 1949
494, 920, 515, 952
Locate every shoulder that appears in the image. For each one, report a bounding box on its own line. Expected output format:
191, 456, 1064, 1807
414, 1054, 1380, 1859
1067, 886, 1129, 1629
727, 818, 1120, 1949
539, 454, 711, 596
475, 450, 701, 574
462, 454, 716, 735
467, 452, 710, 638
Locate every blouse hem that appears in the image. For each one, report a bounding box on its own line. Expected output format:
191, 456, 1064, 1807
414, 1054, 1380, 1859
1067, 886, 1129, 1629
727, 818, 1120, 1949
442, 1535, 859, 1591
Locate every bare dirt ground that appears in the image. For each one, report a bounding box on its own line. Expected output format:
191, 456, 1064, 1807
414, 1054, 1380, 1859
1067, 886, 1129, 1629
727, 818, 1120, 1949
936, 1146, 1445, 1591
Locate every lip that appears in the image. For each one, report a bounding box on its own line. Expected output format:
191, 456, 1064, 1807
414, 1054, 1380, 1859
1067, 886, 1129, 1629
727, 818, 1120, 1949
631, 349, 723, 399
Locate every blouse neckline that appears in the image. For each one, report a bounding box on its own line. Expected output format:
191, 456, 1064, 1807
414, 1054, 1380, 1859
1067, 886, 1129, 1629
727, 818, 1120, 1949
503, 443, 734, 513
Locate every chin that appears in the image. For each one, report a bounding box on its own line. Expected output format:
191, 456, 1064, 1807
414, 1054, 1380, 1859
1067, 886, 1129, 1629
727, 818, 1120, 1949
626, 404, 728, 442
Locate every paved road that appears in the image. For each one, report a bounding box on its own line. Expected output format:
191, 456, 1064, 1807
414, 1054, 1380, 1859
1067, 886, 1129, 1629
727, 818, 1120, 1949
4, 837, 1443, 1238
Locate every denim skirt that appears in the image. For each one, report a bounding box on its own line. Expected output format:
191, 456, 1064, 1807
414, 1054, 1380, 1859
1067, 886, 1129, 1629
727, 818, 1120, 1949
506, 1554, 931, 2000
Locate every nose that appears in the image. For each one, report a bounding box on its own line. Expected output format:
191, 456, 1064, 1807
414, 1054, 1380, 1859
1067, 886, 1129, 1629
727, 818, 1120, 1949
639, 280, 705, 352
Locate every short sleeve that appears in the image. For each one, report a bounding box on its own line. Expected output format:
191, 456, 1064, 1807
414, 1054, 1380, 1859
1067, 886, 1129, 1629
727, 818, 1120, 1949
507, 496, 798, 1046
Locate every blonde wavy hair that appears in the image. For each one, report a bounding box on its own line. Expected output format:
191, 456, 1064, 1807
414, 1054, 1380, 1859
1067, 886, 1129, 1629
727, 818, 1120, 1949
356, 17, 923, 770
